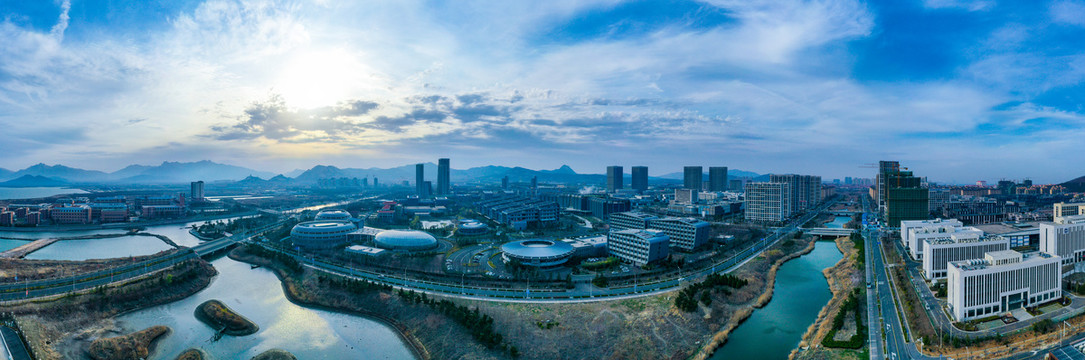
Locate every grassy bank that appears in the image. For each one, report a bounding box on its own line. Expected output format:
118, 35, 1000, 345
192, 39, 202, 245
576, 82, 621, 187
791, 235, 866, 360
1, 259, 216, 360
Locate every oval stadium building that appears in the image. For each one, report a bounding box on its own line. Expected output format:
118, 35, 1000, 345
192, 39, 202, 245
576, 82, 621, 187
457, 221, 489, 236
373, 230, 439, 251
501, 239, 575, 268
315, 209, 352, 221
291, 221, 357, 249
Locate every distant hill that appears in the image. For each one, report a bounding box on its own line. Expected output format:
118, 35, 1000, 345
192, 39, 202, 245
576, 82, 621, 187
11, 163, 112, 183
1061, 175, 1085, 193
0, 175, 69, 187
0, 167, 12, 182
112, 161, 275, 184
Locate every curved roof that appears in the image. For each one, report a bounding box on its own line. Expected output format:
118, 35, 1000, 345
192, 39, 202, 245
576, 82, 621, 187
374, 230, 438, 250
501, 239, 574, 260
315, 209, 352, 221
459, 222, 488, 230
293, 221, 356, 233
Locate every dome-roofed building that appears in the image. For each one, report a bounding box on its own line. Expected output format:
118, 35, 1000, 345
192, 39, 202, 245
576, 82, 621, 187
501, 239, 575, 268
373, 230, 439, 251
315, 209, 352, 221
291, 221, 357, 249
457, 220, 489, 236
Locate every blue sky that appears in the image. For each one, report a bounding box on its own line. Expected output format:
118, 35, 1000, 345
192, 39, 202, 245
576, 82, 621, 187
1, 0, 1084, 184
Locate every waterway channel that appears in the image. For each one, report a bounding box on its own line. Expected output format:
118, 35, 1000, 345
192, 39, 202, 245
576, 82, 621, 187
710, 240, 843, 360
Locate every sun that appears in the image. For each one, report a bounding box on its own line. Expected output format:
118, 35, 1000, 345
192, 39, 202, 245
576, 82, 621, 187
274, 49, 378, 109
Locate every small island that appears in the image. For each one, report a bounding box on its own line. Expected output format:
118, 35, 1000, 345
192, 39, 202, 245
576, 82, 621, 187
194, 299, 260, 336
87, 325, 170, 360
175, 348, 208, 360
251, 349, 297, 360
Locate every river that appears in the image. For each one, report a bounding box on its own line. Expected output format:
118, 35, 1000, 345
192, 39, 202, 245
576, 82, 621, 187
100, 257, 415, 359
710, 241, 843, 360
0, 218, 248, 260
826, 215, 851, 229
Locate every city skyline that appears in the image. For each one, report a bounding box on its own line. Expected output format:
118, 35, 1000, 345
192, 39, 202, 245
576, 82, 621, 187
2, 1, 1085, 183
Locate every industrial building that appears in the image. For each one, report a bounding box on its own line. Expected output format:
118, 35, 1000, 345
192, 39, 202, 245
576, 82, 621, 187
947, 250, 1061, 322
501, 239, 576, 268
922, 235, 1010, 279
1039, 215, 1085, 266
607, 229, 669, 266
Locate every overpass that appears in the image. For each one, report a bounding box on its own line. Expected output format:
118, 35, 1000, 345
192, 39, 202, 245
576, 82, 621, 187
804, 227, 857, 236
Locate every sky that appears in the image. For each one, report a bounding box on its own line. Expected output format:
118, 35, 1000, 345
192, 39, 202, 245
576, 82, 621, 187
1, 0, 1084, 184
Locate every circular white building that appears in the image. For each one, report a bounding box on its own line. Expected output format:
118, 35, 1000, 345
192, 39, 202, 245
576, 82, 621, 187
373, 230, 439, 251
291, 221, 357, 249
457, 221, 489, 236
315, 209, 352, 221
501, 239, 575, 268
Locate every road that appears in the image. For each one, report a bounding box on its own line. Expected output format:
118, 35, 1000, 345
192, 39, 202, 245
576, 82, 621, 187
0, 221, 285, 302
258, 200, 837, 303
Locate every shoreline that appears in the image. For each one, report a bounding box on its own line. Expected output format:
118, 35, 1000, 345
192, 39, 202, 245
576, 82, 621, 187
226, 248, 431, 360
692, 237, 821, 360
789, 235, 859, 360
0, 211, 259, 233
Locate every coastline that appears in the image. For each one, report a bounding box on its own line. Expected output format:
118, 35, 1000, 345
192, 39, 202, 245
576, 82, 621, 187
692, 237, 820, 360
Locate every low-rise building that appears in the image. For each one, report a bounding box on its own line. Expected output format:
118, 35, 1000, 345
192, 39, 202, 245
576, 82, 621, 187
608, 211, 657, 231
1039, 215, 1085, 266
647, 217, 710, 252
51, 205, 92, 224
0, 211, 13, 226
922, 235, 1010, 279
607, 229, 669, 266
564, 235, 608, 258
947, 250, 1061, 322
900, 218, 964, 258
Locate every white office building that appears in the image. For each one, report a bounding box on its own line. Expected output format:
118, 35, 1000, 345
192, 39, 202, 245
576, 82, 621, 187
647, 217, 710, 252
607, 229, 670, 266
609, 211, 658, 231
899, 218, 967, 259
1039, 215, 1085, 266
922, 235, 1010, 280
947, 250, 1061, 322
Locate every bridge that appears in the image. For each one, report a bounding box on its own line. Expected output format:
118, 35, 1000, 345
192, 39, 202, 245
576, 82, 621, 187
804, 227, 857, 236
0, 221, 287, 302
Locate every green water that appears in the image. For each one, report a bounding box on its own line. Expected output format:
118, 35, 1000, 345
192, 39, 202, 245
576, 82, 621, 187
710, 241, 843, 360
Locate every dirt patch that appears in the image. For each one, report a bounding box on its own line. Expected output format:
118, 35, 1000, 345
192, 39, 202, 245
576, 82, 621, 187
87, 325, 169, 360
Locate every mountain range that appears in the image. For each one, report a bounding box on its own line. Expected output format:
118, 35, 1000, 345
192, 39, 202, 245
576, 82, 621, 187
0, 161, 765, 187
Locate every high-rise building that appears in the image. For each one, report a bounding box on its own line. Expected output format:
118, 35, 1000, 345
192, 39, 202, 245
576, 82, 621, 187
415, 163, 425, 196
631, 166, 648, 192
877, 160, 901, 214
708, 167, 728, 192
502, 176, 509, 190
531, 176, 537, 189
606, 166, 623, 192
886, 170, 929, 227
745, 182, 790, 223
683, 166, 703, 190
768, 174, 821, 216
437, 158, 450, 195
190, 181, 205, 201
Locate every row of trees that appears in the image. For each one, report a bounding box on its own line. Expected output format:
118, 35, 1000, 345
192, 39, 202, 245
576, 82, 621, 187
397, 289, 519, 357
675, 274, 749, 312
244, 244, 303, 273
318, 273, 393, 294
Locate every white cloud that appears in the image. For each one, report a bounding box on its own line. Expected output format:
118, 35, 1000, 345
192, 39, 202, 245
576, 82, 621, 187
923, 0, 996, 11
1051, 0, 1085, 26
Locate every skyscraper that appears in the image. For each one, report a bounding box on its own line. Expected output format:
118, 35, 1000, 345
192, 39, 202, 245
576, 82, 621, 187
607, 166, 623, 192
531, 176, 538, 189
708, 167, 728, 192
502, 176, 509, 190
631, 166, 648, 192
437, 158, 450, 195
683, 166, 702, 190
415, 163, 425, 196
877, 160, 901, 214
886, 170, 929, 227
190, 181, 204, 201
